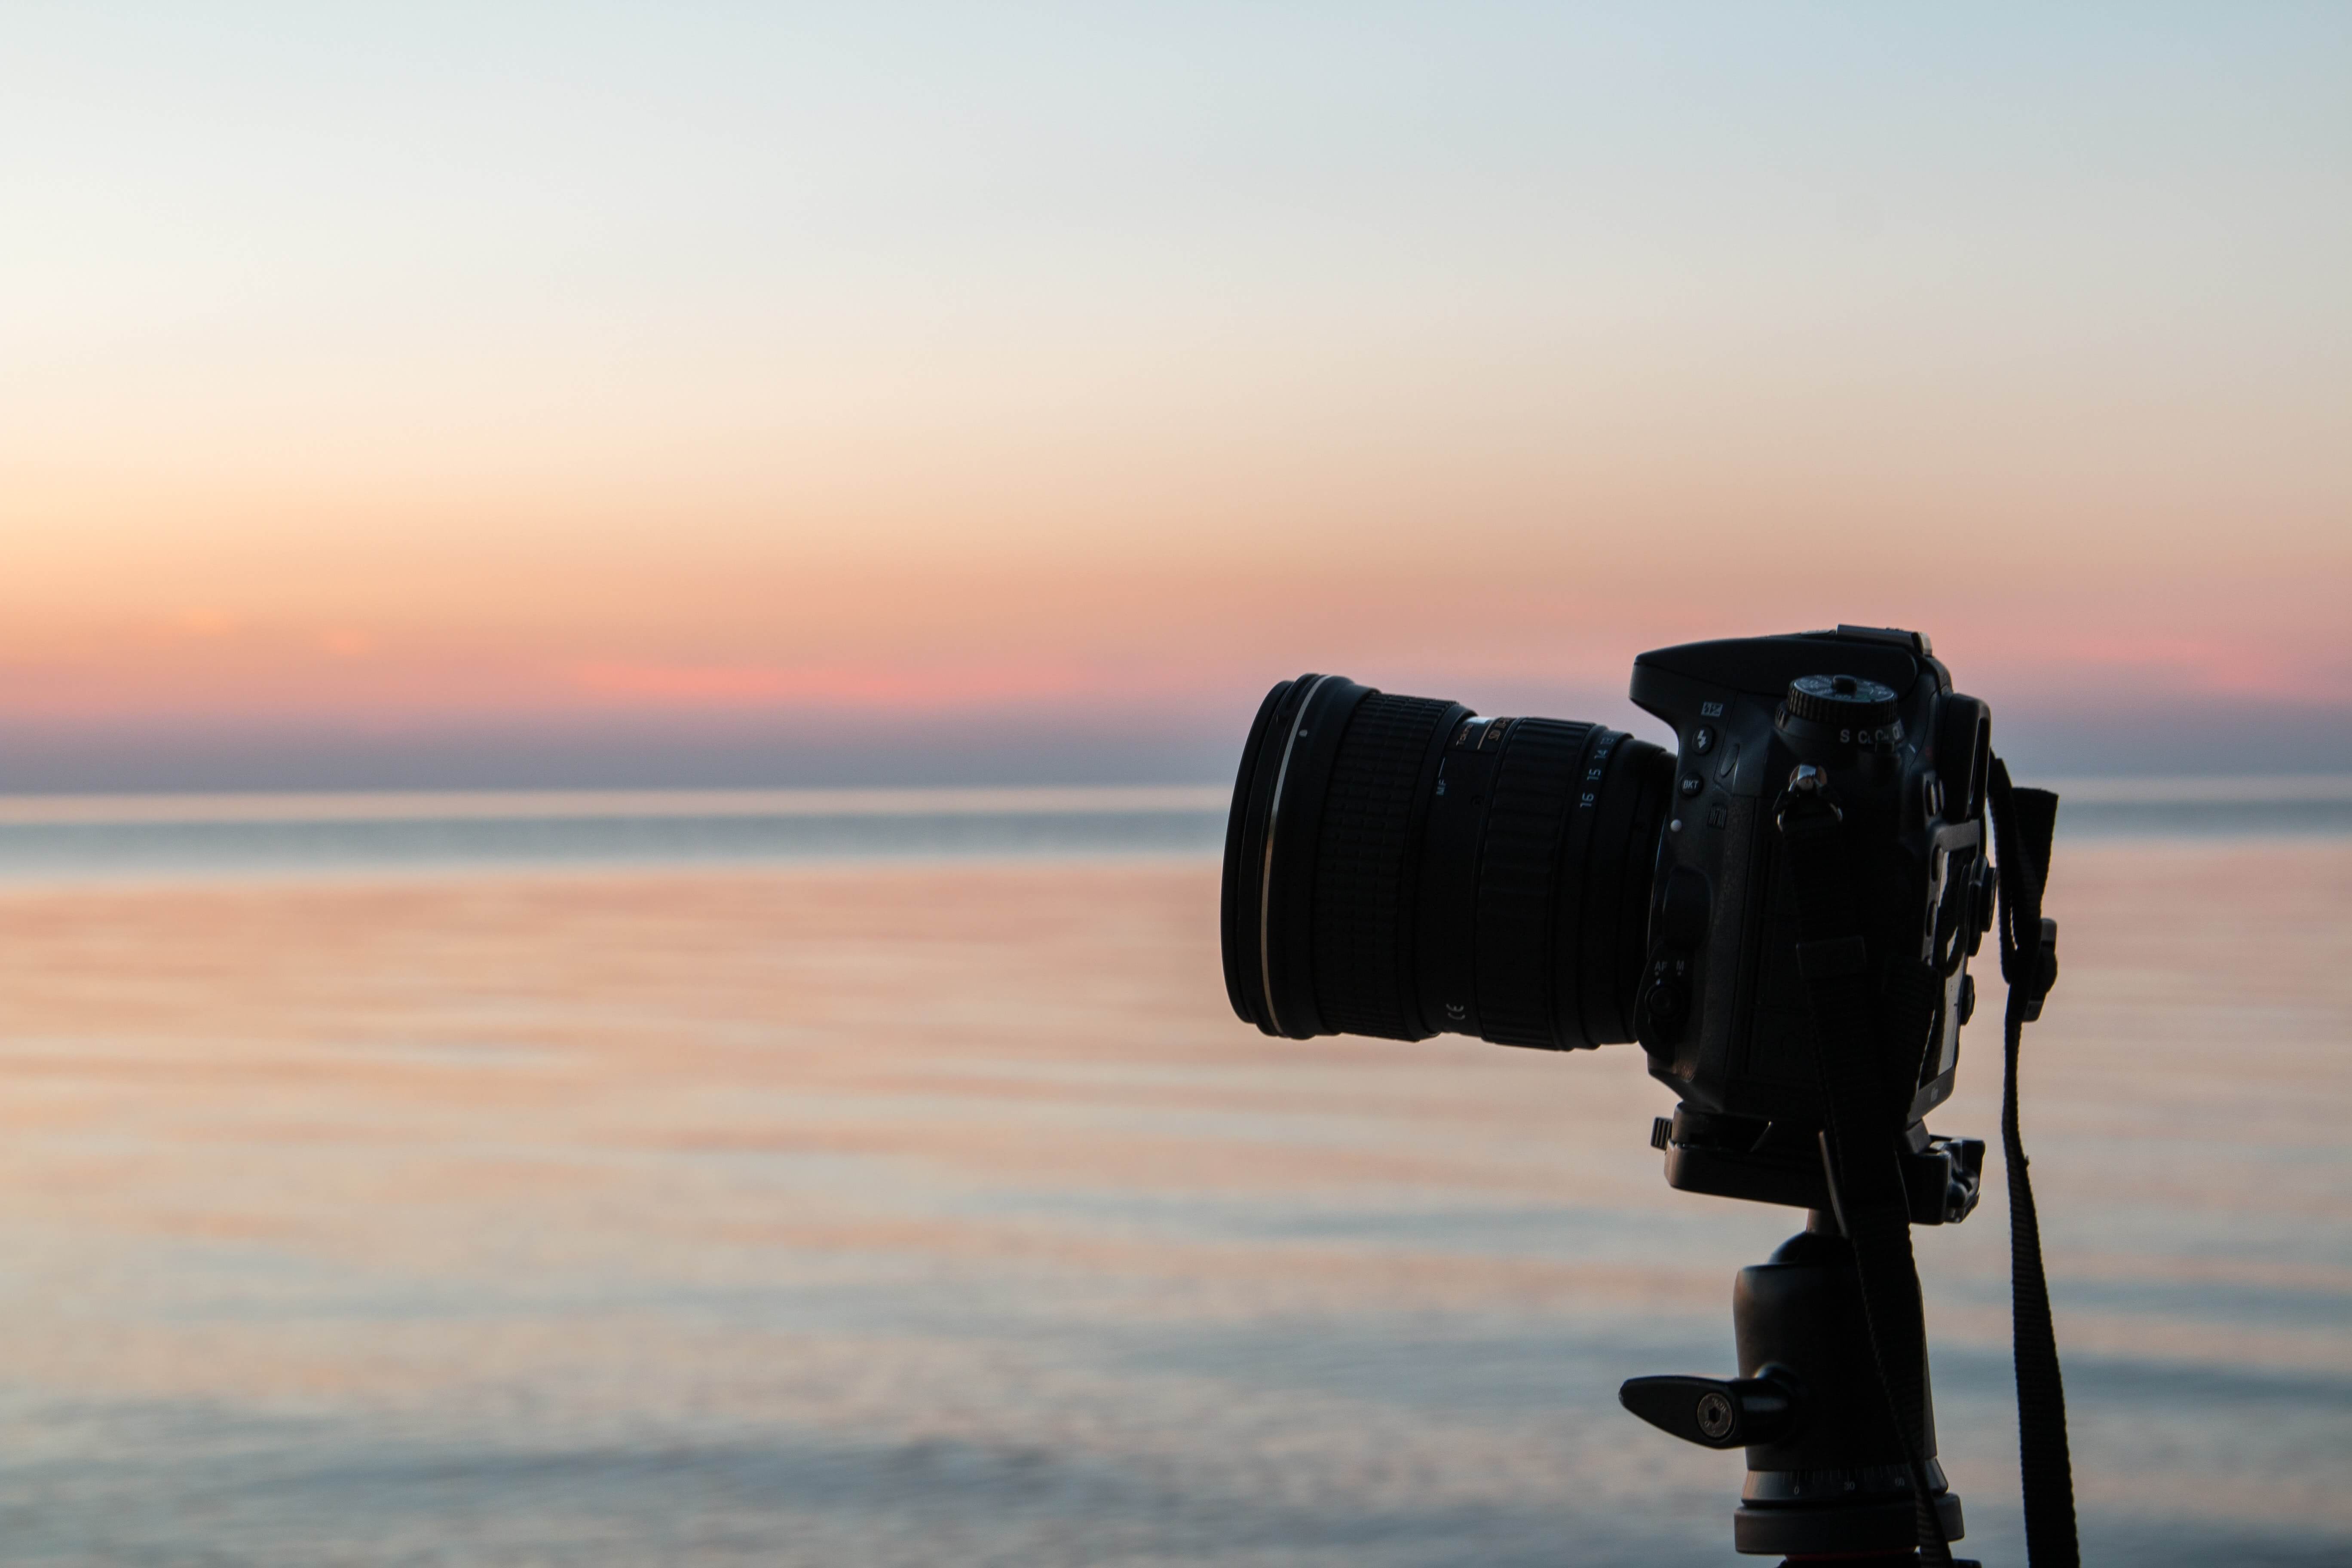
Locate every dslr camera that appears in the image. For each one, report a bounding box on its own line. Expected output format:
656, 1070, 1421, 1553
1218, 625, 2064, 1563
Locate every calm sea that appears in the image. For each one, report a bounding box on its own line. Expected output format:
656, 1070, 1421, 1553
0, 784, 2344, 1566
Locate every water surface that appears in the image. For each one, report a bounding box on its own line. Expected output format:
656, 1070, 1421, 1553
0, 808, 2343, 1565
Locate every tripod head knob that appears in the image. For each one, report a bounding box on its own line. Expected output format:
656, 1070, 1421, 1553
1619, 1367, 1803, 1449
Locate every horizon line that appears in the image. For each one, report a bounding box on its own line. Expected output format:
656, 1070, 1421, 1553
0, 784, 1234, 827
2, 775, 2349, 827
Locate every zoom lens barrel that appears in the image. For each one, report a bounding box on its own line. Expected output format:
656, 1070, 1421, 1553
1222, 675, 1672, 1048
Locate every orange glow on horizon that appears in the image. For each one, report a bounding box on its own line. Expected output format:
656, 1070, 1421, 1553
5, 6, 2346, 758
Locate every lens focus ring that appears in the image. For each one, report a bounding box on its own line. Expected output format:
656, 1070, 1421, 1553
1475, 720, 1597, 1049
1312, 693, 1457, 1039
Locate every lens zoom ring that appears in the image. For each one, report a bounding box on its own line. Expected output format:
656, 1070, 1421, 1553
1476, 719, 1592, 1048
1311, 694, 1455, 1039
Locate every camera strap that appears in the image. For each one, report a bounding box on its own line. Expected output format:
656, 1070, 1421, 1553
1987, 757, 2079, 1567
1779, 759, 2078, 1568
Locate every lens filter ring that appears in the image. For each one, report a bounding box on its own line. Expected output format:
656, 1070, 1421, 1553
1237, 674, 1375, 1037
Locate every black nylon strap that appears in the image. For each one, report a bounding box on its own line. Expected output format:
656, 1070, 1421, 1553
1776, 791, 1954, 1567
1988, 757, 2080, 1567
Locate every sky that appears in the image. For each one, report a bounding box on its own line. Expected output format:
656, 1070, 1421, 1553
5, 3, 2348, 788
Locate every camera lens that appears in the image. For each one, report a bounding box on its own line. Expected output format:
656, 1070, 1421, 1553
1222, 675, 1673, 1048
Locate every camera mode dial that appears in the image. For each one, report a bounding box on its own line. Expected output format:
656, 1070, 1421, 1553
1784, 673, 1899, 729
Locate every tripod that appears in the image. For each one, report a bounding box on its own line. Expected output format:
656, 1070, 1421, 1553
1621, 1210, 1978, 1567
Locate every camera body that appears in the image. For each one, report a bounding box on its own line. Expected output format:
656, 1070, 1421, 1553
1217, 622, 1996, 1221
1632, 625, 1992, 1217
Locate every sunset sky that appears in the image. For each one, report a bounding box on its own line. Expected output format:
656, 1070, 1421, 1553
6, 4, 2347, 787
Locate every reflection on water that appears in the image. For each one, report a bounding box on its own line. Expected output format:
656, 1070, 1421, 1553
0, 839, 2345, 1565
